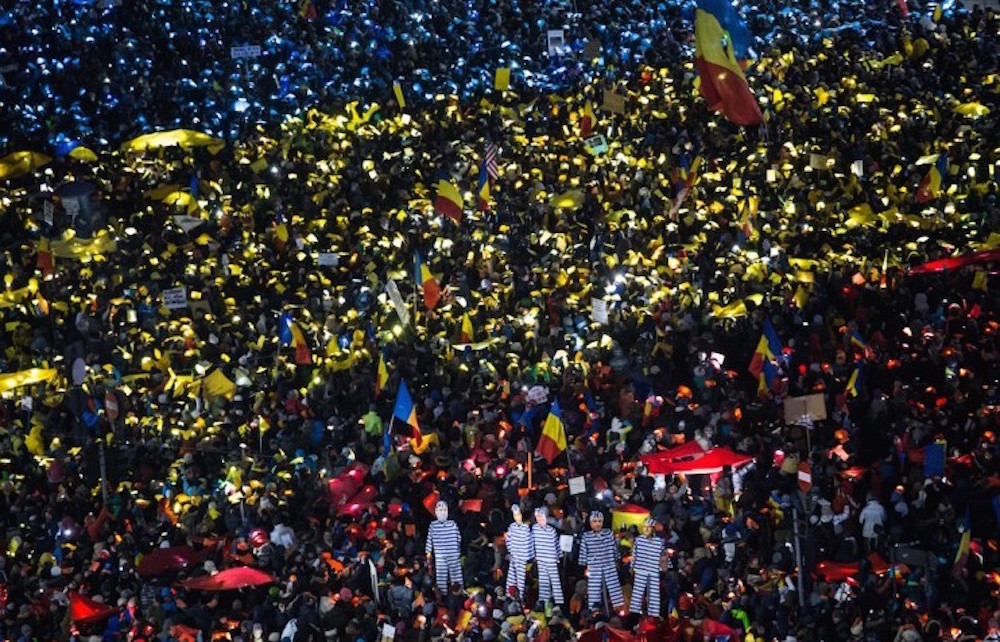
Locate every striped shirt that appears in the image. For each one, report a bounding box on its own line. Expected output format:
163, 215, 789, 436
426, 520, 461, 558
506, 522, 535, 562
532, 524, 561, 563
632, 535, 664, 574
579, 529, 617, 567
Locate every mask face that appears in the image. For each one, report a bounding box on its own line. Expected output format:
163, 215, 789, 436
590, 517, 603, 532
435, 506, 448, 522
513, 510, 522, 524
535, 512, 547, 527
642, 523, 654, 537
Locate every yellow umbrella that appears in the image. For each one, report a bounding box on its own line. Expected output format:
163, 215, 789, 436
122, 129, 225, 154
68, 146, 99, 162
0, 151, 52, 180
0, 368, 58, 394
548, 190, 584, 211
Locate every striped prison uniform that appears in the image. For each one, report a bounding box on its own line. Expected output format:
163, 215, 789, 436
505, 521, 535, 597
629, 534, 664, 616
426, 519, 463, 592
532, 523, 564, 605
579, 529, 623, 609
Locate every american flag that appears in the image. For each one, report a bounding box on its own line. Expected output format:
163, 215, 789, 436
483, 141, 499, 181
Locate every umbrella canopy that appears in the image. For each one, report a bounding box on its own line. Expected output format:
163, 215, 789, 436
122, 129, 225, 153
908, 249, 1000, 274
642, 447, 752, 476
0, 151, 52, 180
178, 566, 276, 591
137, 546, 208, 577
639, 441, 707, 472
327, 463, 369, 507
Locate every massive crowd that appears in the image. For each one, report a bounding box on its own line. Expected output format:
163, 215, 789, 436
0, 0, 998, 641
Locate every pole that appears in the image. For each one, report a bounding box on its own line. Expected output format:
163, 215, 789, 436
792, 506, 806, 608
527, 449, 533, 490
99, 439, 109, 504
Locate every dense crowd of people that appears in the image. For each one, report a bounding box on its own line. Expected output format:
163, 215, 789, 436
0, 0, 998, 641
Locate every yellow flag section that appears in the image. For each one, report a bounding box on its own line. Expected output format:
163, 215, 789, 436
201, 369, 236, 400
122, 129, 225, 155
48, 231, 118, 260
495, 67, 511, 91
612, 504, 650, 531
0, 368, 59, 393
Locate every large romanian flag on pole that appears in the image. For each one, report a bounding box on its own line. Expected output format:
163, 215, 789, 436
414, 252, 441, 310
536, 399, 568, 464
393, 379, 422, 443
694, 0, 763, 126
434, 179, 463, 222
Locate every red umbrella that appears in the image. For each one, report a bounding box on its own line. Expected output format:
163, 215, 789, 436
640, 441, 707, 472
137, 546, 207, 577
643, 447, 752, 475
907, 249, 1000, 274
69, 592, 116, 624
178, 566, 276, 591
327, 463, 369, 507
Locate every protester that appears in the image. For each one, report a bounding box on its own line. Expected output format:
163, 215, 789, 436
0, 0, 998, 641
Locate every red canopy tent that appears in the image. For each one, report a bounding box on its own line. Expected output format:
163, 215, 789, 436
641, 447, 753, 475
178, 566, 276, 591
907, 249, 1000, 274
69, 592, 116, 624
639, 441, 707, 472
137, 545, 208, 577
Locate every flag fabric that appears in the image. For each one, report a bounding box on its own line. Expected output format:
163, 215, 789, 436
37, 237, 54, 276
375, 352, 389, 396
280, 311, 312, 364
953, 508, 971, 578
414, 252, 441, 310
476, 162, 491, 212
850, 330, 869, 354
611, 504, 651, 531
693, 0, 763, 126
495, 67, 511, 91
299, 0, 317, 19
580, 101, 596, 138
536, 399, 568, 464
69, 592, 116, 624
846, 362, 862, 397
748, 319, 782, 377
933, 3, 942, 22
895, 0, 910, 17
393, 82, 406, 109
393, 379, 422, 443
460, 313, 474, 343
758, 359, 778, 396
483, 141, 499, 181
434, 179, 463, 222
917, 154, 948, 203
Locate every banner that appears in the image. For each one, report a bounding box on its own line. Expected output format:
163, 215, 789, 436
602, 89, 626, 114
385, 279, 410, 326
162, 287, 188, 310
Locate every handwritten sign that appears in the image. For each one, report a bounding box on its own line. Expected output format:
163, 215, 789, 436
547, 29, 566, 56
591, 298, 608, 325
317, 252, 339, 267
230, 45, 262, 60
162, 287, 189, 310
386, 279, 410, 327
569, 476, 586, 495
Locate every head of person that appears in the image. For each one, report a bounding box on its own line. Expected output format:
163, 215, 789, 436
643, 517, 656, 537
435, 501, 448, 522
534, 507, 547, 527
512, 504, 522, 524
589, 511, 604, 532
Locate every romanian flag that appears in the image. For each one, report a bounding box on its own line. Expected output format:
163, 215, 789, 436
536, 399, 568, 464
37, 238, 54, 277
917, 154, 948, 203
476, 162, 491, 212
580, 101, 596, 138
393, 379, 422, 443
953, 508, 971, 578
694, 0, 763, 126
845, 362, 862, 397
414, 252, 441, 310
748, 318, 782, 378
279, 311, 312, 364
758, 360, 778, 396
850, 330, 869, 354
460, 313, 474, 343
375, 352, 389, 396
434, 179, 463, 222
298, 0, 317, 19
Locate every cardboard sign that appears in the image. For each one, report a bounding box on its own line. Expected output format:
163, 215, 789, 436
162, 287, 189, 310
385, 279, 410, 327
547, 29, 566, 56
591, 298, 608, 325
560, 534, 575, 554
381, 623, 396, 640
602, 89, 626, 114
230, 45, 262, 59
43, 201, 54, 226
317, 252, 339, 267
783, 393, 826, 424
63, 199, 80, 220
568, 476, 586, 495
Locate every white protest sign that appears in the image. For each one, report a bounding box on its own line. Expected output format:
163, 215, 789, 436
62, 199, 80, 221
162, 287, 189, 310
317, 252, 339, 267
591, 297, 608, 325
380, 623, 396, 640
585, 134, 609, 155
43, 201, 54, 226
568, 476, 586, 495
172, 215, 204, 233
560, 534, 575, 554
851, 159, 864, 177
547, 29, 566, 56
385, 279, 410, 327
230, 45, 262, 60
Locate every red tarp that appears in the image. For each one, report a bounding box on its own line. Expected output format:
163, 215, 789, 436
335, 484, 378, 517
69, 592, 116, 624
178, 566, 276, 591
327, 463, 370, 507
640, 441, 707, 472
642, 447, 752, 475
137, 545, 208, 577
908, 249, 1000, 274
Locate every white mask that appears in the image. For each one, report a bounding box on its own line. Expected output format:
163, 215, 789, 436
435, 504, 448, 522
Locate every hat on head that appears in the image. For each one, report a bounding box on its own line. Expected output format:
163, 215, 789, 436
534, 506, 548, 518
511, 505, 521, 515
589, 511, 605, 523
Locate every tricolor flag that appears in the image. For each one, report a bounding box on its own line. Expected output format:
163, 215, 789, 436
375, 352, 389, 396
952, 508, 971, 578
612, 504, 651, 531
917, 154, 948, 203
36, 238, 54, 277
748, 318, 782, 378
845, 361, 863, 397
476, 161, 491, 212
694, 0, 763, 126
850, 329, 869, 354
460, 312, 474, 343
414, 252, 441, 310
393, 379, 422, 443
299, 0, 317, 19
536, 399, 568, 464
580, 101, 596, 138
279, 311, 312, 364
434, 179, 463, 222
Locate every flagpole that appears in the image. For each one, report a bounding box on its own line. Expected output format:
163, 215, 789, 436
527, 448, 533, 490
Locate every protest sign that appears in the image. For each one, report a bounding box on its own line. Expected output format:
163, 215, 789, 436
162, 287, 188, 310
230, 45, 262, 60
591, 298, 608, 325
386, 279, 410, 326
547, 29, 566, 56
